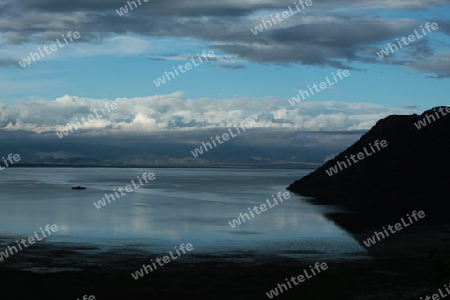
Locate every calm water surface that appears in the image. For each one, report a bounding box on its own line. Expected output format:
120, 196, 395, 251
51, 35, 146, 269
0, 168, 366, 260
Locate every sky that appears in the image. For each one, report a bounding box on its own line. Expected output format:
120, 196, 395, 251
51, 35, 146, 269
0, 0, 448, 166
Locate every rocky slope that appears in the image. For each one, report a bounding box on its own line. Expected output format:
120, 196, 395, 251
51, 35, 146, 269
287, 107, 450, 208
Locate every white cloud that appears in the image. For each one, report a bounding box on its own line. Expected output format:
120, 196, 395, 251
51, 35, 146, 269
0, 92, 419, 134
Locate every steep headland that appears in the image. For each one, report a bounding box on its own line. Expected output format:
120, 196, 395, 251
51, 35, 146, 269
287, 107, 450, 210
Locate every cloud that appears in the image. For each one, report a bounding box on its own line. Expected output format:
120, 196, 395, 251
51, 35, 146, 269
215, 64, 246, 70
401, 104, 418, 109
0, 0, 447, 76
410, 52, 450, 78
0, 93, 419, 135
9, 0, 449, 14
0, 58, 21, 68
148, 53, 242, 63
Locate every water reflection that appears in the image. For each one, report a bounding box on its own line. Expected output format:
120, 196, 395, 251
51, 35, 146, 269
0, 168, 366, 259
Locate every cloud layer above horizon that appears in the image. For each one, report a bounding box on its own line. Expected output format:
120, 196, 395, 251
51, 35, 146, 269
0, 93, 418, 134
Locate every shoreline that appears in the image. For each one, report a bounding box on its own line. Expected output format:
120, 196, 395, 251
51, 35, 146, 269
3, 165, 318, 169
1, 220, 449, 299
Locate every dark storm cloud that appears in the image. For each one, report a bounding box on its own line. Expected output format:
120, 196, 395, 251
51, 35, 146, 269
0, 0, 449, 74
384, 39, 450, 78
0, 58, 21, 68
404, 39, 434, 57
212, 16, 419, 69
12, 0, 449, 14
435, 20, 450, 35
407, 52, 450, 78
4, 0, 268, 17
380, 39, 438, 69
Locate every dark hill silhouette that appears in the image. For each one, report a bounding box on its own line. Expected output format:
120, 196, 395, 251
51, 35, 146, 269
287, 106, 450, 210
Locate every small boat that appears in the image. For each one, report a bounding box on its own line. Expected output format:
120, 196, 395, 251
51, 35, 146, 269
72, 186, 86, 190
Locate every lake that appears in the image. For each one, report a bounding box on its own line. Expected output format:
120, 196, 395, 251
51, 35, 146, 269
0, 168, 366, 260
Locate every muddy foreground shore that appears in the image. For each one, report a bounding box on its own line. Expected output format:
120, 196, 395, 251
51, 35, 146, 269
1, 218, 450, 299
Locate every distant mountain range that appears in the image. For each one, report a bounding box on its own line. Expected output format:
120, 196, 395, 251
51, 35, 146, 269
0, 129, 360, 169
